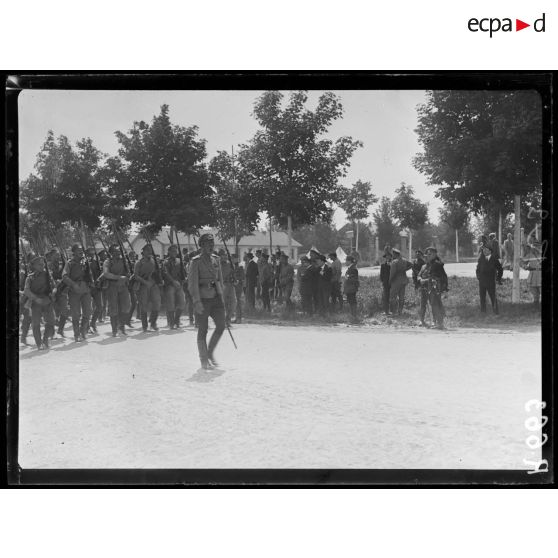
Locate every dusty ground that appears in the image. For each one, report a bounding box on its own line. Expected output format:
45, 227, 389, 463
18, 317, 541, 470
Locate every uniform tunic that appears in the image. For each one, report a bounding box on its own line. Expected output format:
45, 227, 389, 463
162, 257, 186, 312
103, 257, 131, 318
62, 258, 92, 321
418, 259, 448, 325
134, 257, 162, 313
24, 270, 55, 332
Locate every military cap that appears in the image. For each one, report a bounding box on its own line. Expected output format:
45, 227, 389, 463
392, 248, 401, 255
199, 233, 214, 244
415, 249, 423, 255
246, 252, 254, 259
425, 246, 437, 253
309, 249, 321, 258
71, 243, 82, 252
489, 232, 496, 238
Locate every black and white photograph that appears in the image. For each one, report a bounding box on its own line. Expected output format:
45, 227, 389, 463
6, 73, 552, 483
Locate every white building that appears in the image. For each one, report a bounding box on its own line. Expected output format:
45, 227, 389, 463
129, 227, 302, 262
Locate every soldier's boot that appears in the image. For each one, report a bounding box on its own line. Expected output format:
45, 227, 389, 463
207, 331, 224, 368
174, 309, 182, 328
72, 320, 81, 342
57, 315, 67, 337
32, 325, 43, 349
198, 340, 212, 370
80, 317, 89, 339
166, 312, 174, 329
141, 312, 149, 332
149, 311, 159, 331
42, 326, 53, 349
110, 316, 118, 337
118, 314, 127, 335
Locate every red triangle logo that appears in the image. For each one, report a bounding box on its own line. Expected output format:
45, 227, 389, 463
516, 19, 530, 31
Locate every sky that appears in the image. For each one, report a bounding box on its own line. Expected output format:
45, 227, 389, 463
18, 89, 442, 228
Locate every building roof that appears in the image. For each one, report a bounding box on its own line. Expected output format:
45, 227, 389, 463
130, 227, 301, 248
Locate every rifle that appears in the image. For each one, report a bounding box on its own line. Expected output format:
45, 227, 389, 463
112, 222, 134, 277
141, 227, 163, 286
77, 227, 95, 286
86, 227, 105, 289
33, 234, 56, 302
172, 226, 188, 283
46, 230, 69, 298
219, 235, 238, 350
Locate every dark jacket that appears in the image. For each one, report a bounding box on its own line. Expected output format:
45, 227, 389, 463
476, 254, 503, 284
245, 260, 259, 283
418, 258, 448, 292
343, 264, 359, 294
380, 261, 391, 287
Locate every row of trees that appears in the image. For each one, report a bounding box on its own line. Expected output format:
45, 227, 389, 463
20, 91, 363, 255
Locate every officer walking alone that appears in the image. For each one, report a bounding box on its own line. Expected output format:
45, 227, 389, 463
188, 233, 226, 370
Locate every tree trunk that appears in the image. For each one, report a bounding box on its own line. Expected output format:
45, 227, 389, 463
512, 195, 521, 303
287, 215, 293, 262
375, 236, 379, 266
498, 209, 503, 251
408, 229, 413, 260
455, 228, 459, 263
355, 220, 359, 253
269, 215, 273, 255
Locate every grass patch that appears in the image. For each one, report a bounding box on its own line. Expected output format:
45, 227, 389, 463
239, 276, 540, 329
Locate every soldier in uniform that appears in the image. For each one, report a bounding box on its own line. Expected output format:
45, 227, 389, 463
23, 256, 56, 349
133, 244, 162, 332
62, 243, 93, 342
279, 253, 295, 310
86, 247, 103, 333
98, 249, 109, 322
219, 249, 237, 327
102, 244, 132, 336
46, 248, 70, 337
343, 255, 359, 322
162, 244, 186, 329
188, 233, 226, 370
417, 246, 448, 329
232, 253, 245, 323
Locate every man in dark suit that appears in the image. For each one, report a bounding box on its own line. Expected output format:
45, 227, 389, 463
245, 252, 259, 310
389, 248, 413, 315
476, 245, 503, 314
316, 253, 333, 314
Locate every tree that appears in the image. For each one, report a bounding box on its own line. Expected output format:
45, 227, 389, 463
439, 201, 469, 262
19, 131, 107, 245
114, 105, 213, 233
241, 90, 362, 260
391, 182, 429, 258
208, 149, 260, 252
339, 179, 378, 253
414, 90, 542, 300
292, 221, 340, 254
372, 197, 400, 250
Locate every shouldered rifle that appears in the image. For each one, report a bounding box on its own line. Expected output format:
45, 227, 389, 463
112, 222, 133, 277
78, 229, 95, 286
142, 227, 163, 285
172, 226, 187, 283
46, 230, 69, 298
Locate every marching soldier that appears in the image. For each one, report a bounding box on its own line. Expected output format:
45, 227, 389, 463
134, 244, 162, 332
188, 233, 226, 370
62, 243, 93, 342
86, 247, 103, 333
417, 246, 448, 329
46, 248, 70, 338
219, 249, 237, 327
98, 249, 109, 322
23, 256, 56, 349
232, 253, 245, 323
102, 244, 132, 336
162, 244, 186, 329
